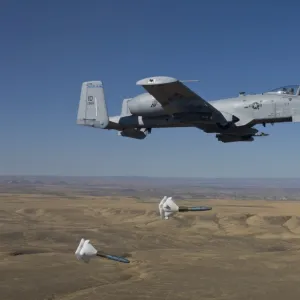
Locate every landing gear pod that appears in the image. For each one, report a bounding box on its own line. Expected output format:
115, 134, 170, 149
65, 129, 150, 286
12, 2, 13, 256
158, 196, 212, 219
75, 238, 130, 264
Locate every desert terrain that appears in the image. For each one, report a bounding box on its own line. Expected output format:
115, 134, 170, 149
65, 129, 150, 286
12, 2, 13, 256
1, 191, 300, 300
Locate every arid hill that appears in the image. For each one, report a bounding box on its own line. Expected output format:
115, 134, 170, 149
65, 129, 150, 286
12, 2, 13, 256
1, 194, 300, 299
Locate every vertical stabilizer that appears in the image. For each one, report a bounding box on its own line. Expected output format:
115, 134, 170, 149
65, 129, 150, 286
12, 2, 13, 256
77, 81, 109, 129
121, 98, 132, 116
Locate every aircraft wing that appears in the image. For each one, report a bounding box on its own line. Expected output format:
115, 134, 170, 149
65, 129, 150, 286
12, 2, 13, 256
136, 76, 225, 120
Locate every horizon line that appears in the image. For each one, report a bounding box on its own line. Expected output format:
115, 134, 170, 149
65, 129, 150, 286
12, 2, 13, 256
1, 174, 300, 180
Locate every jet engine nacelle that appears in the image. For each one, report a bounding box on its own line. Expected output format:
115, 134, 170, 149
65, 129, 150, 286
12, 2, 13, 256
118, 128, 151, 139
127, 93, 164, 117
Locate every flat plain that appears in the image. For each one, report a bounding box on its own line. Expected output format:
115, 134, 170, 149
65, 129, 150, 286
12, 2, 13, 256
1, 193, 300, 300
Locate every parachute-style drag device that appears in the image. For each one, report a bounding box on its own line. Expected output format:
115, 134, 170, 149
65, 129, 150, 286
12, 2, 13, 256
75, 238, 130, 264
159, 196, 212, 219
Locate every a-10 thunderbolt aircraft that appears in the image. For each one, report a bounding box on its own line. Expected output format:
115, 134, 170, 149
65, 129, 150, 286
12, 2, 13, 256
76, 76, 300, 143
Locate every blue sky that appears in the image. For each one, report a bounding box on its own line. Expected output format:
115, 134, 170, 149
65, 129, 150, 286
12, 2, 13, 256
1, 0, 300, 178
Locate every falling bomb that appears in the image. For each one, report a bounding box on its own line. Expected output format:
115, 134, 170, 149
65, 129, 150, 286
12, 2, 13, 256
159, 196, 212, 219
75, 238, 130, 264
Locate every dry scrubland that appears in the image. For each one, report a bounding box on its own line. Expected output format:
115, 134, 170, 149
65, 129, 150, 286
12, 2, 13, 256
1, 194, 300, 300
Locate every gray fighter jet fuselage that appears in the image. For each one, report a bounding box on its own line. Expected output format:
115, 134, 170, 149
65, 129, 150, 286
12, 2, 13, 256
76, 76, 300, 143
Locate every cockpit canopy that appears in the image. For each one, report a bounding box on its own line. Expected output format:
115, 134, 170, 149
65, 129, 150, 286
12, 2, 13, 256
264, 85, 300, 96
